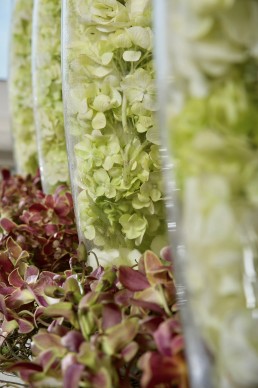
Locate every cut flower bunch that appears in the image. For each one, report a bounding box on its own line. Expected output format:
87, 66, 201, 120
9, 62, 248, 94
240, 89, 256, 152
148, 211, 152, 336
0, 171, 188, 388
63, 0, 167, 251
9, 0, 38, 175
0, 170, 77, 273
32, 0, 69, 193
166, 0, 258, 386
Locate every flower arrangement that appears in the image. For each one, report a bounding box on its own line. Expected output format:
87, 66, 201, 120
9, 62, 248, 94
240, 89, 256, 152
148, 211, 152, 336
9, 0, 38, 175
0, 170, 188, 388
4, 245, 187, 388
0, 170, 77, 273
165, 1, 258, 385
62, 0, 167, 252
32, 0, 69, 193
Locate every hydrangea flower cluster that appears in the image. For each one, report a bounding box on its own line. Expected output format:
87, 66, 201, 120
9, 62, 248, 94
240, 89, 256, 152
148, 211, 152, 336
32, 0, 69, 193
9, 0, 38, 175
169, 0, 258, 98
63, 0, 167, 252
166, 1, 258, 385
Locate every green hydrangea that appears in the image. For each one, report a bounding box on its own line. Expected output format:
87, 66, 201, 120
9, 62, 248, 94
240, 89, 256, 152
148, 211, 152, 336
32, 0, 69, 193
168, 0, 258, 97
9, 0, 38, 175
63, 0, 167, 252
189, 0, 235, 13
166, 1, 258, 385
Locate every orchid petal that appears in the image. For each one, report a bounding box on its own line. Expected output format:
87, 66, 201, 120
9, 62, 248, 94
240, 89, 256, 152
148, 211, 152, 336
64, 363, 84, 388
102, 303, 122, 330
25, 265, 39, 283
6, 237, 23, 260
61, 330, 84, 352
6, 288, 35, 309
91, 367, 112, 388
8, 268, 24, 288
121, 341, 139, 362
44, 302, 77, 326
38, 349, 57, 372
118, 266, 150, 291
102, 318, 139, 355
0, 218, 16, 233
17, 318, 34, 334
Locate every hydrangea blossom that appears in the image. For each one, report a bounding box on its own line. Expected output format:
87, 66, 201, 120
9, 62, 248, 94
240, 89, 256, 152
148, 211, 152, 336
32, 0, 69, 193
164, 0, 258, 385
168, 0, 258, 98
62, 0, 167, 252
8, 0, 38, 175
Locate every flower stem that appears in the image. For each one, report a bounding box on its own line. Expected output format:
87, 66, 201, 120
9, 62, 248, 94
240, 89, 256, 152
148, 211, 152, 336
122, 94, 128, 132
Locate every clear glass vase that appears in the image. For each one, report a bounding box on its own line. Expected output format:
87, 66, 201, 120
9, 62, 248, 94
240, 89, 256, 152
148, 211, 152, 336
62, 0, 168, 264
8, 0, 38, 175
154, 1, 258, 387
32, 0, 69, 193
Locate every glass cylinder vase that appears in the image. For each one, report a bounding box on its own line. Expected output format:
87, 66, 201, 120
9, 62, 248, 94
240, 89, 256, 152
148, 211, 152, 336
8, 0, 38, 175
155, 1, 258, 387
32, 0, 69, 193
62, 0, 168, 263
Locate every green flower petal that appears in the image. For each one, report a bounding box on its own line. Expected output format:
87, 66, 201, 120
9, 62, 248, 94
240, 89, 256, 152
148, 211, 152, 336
92, 112, 107, 130
127, 26, 152, 50
123, 50, 142, 62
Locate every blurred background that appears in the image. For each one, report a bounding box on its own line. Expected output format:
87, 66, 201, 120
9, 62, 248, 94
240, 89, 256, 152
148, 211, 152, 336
0, 0, 14, 169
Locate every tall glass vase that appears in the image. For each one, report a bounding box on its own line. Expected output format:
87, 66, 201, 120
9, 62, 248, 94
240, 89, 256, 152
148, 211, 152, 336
62, 0, 168, 264
155, 1, 258, 387
9, 0, 38, 175
32, 0, 69, 193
